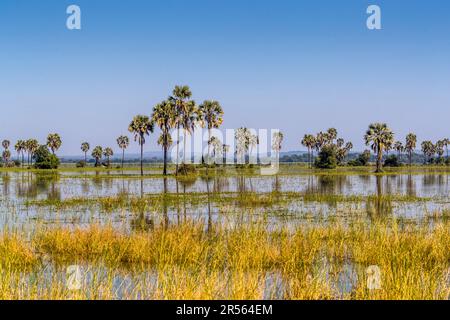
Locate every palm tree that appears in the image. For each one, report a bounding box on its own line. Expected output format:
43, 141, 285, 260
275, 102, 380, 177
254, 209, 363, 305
46, 133, 62, 155
91, 146, 103, 167
128, 115, 154, 176
222, 144, 230, 166
421, 141, 435, 164
208, 136, 222, 164
26, 139, 39, 166
103, 147, 114, 167
2, 150, 11, 166
15, 140, 26, 167
272, 132, 284, 160
364, 123, 394, 173
198, 100, 224, 165
2, 140, 10, 150
326, 128, 337, 144
116, 135, 130, 169
2, 140, 10, 165
169, 85, 192, 174
394, 141, 404, 160
180, 100, 198, 165
301, 134, 316, 168
405, 133, 417, 166
315, 132, 326, 153
436, 140, 445, 162
235, 128, 251, 164
151, 100, 176, 175
81, 142, 90, 164
344, 141, 353, 163
443, 138, 449, 160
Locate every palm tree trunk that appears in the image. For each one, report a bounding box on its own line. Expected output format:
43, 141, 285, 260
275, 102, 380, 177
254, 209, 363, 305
140, 142, 144, 176
183, 129, 187, 164
122, 149, 125, 169
376, 149, 383, 172
163, 144, 167, 176
85, 152, 87, 164
176, 125, 180, 175
308, 147, 311, 169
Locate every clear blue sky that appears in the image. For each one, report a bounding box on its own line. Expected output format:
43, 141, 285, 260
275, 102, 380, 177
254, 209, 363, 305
0, 0, 449, 155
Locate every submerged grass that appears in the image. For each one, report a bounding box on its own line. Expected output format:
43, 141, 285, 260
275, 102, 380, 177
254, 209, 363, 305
0, 218, 447, 299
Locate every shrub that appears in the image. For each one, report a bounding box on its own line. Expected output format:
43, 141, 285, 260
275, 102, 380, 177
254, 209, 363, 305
14, 160, 21, 167
314, 145, 338, 169
76, 161, 86, 168
33, 145, 60, 169
384, 155, 400, 167
348, 150, 371, 166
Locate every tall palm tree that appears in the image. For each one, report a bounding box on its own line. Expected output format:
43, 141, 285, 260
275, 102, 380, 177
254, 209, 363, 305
394, 141, 404, 160
198, 100, 224, 165
315, 132, 326, 153
116, 135, 130, 169
222, 144, 230, 166
2, 140, 10, 165
15, 140, 26, 167
344, 141, 353, 163
301, 134, 315, 169
128, 115, 154, 176
46, 133, 62, 155
443, 138, 449, 160
326, 128, 338, 144
103, 147, 114, 167
169, 85, 192, 174
180, 100, 198, 165
405, 133, 417, 166
272, 132, 284, 160
235, 128, 251, 164
364, 123, 394, 173
421, 141, 435, 164
2, 140, 10, 150
151, 100, 176, 175
91, 146, 103, 167
81, 142, 90, 164
26, 139, 39, 166
2, 150, 11, 166
435, 140, 445, 162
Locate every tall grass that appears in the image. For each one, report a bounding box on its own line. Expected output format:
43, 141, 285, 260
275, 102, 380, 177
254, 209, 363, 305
0, 218, 447, 299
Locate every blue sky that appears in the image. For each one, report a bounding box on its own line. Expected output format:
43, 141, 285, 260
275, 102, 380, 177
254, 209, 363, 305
0, 0, 449, 155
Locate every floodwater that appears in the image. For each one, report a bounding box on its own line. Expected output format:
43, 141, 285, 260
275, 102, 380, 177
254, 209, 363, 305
0, 170, 448, 232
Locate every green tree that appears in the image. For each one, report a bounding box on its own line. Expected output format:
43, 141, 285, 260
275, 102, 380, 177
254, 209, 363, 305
46, 133, 62, 155
91, 146, 103, 167
128, 115, 154, 176
314, 145, 338, 169
405, 133, 417, 166
33, 145, 60, 169
151, 100, 176, 175
116, 135, 130, 169
364, 123, 394, 173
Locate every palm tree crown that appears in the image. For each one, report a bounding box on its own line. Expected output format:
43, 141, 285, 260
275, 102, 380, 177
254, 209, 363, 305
47, 133, 62, 155
128, 115, 154, 176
